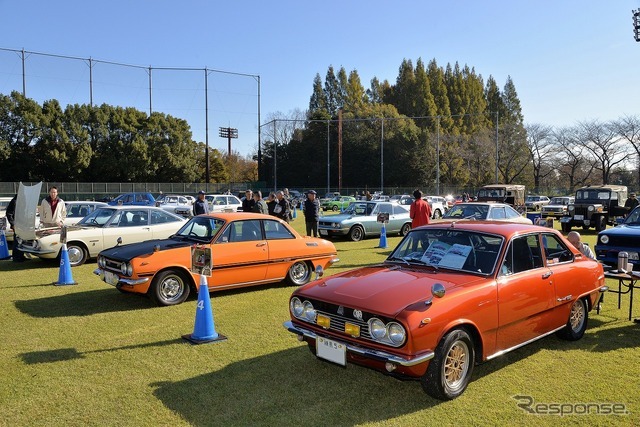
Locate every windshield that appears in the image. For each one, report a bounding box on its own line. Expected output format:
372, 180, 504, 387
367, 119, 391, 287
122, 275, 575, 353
443, 204, 490, 220
78, 207, 117, 227
343, 202, 374, 216
387, 228, 504, 275
175, 216, 225, 242
624, 207, 640, 225
576, 189, 610, 201
478, 188, 505, 198
550, 197, 569, 205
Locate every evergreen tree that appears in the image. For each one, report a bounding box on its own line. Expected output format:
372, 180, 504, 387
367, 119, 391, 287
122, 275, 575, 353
309, 73, 327, 114
324, 66, 340, 116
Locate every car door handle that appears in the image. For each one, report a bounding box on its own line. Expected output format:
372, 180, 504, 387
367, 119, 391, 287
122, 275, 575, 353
542, 271, 553, 279
256, 242, 267, 247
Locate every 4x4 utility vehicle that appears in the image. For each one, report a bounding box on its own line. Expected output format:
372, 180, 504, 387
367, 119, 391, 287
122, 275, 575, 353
560, 185, 627, 232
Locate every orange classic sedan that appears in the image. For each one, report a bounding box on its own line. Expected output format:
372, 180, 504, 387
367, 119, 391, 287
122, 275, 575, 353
94, 212, 339, 306
284, 221, 606, 400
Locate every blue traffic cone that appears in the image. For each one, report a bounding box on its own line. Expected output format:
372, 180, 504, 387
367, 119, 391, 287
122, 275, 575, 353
0, 230, 10, 260
183, 274, 227, 344
378, 223, 388, 249
54, 243, 77, 285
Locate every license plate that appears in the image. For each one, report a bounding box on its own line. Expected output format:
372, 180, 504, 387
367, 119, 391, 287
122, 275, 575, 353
320, 230, 328, 236
103, 270, 119, 286
630, 252, 639, 261
316, 336, 346, 366
573, 215, 584, 220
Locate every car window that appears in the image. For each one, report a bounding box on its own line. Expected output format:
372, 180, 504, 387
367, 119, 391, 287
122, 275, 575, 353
264, 219, 295, 240
151, 210, 180, 224
541, 233, 573, 264
388, 228, 503, 274
220, 220, 263, 242
505, 206, 522, 219
500, 234, 543, 276
490, 207, 506, 220
378, 203, 393, 215
392, 204, 407, 215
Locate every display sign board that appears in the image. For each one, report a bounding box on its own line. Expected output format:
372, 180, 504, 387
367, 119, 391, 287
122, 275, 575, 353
191, 245, 212, 276
60, 226, 67, 244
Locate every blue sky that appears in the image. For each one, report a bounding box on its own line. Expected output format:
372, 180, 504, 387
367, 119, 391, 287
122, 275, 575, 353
1, 1, 639, 157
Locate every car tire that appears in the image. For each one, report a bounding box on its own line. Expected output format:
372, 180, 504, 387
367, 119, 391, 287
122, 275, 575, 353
332, 205, 339, 212
557, 298, 588, 341
348, 225, 365, 242
286, 261, 311, 286
400, 223, 411, 236
149, 270, 191, 306
65, 242, 88, 267
421, 328, 474, 400
594, 215, 606, 232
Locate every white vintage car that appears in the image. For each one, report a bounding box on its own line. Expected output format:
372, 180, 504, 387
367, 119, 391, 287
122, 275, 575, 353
16, 206, 186, 267
155, 194, 193, 218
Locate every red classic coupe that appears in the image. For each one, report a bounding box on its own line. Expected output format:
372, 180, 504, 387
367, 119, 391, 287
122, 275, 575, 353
284, 221, 606, 400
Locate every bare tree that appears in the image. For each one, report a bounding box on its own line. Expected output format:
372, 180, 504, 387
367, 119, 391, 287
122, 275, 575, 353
525, 123, 555, 192
612, 114, 640, 187
574, 120, 629, 184
552, 126, 594, 191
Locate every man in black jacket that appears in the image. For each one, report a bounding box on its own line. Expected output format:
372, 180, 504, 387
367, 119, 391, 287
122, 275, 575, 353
193, 191, 209, 216
303, 190, 320, 237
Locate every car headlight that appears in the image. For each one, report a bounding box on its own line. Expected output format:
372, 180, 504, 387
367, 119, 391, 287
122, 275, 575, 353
568, 205, 574, 211
600, 235, 609, 244
290, 297, 304, 317
588, 205, 594, 212
387, 322, 406, 345
120, 262, 133, 276
97, 256, 105, 268
369, 318, 387, 340
302, 301, 316, 322
333, 223, 340, 228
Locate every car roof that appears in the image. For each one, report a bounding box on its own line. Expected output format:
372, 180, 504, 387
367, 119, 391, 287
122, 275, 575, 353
416, 221, 554, 239
200, 212, 288, 221
97, 205, 167, 211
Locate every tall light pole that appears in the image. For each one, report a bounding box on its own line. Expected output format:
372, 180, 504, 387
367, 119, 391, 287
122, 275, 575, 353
380, 117, 384, 193
327, 120, 330, 194
436, 116, 440, 195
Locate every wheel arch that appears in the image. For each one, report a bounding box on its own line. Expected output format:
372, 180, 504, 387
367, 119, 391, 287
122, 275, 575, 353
437, 320, 485, 365
148, 265, 197, 295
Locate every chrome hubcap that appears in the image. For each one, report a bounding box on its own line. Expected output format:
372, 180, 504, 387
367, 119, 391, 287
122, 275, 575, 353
161, 277, 183, 300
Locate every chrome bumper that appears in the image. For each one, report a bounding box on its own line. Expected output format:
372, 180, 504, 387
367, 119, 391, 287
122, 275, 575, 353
283, 320, 434, 367
93, 268, 150, 286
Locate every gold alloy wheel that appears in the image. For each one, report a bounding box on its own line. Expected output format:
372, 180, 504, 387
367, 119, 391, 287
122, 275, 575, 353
444, 340, 470, 389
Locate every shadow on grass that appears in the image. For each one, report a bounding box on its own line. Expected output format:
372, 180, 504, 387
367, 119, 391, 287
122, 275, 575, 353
19, 338, 185, 364
151, 346, 442, 426
14, 288, 155, 318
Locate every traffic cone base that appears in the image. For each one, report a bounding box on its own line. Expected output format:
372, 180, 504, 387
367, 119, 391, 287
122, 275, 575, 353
0, 230, 10, 260
54, 243, 77, 286
378, 224, 388, 249
183, 274, 226, 345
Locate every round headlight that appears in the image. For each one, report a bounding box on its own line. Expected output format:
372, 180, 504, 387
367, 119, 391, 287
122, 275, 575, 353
120, 262, 127, 275
600, 235, 609, 244
369, 318, 387, 340
97, 256, 104, 268
588, 205, 594, 212
126, 263, 133, 276
387, 322, 406, 345
290, 297, 304, 317
568, 205, 574, 211
302, 301, 316, 322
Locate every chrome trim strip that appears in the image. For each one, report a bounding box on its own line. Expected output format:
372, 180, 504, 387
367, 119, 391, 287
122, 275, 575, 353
283, 320, 434, 367
93, 268, 149, 286
485, 324, 565, 360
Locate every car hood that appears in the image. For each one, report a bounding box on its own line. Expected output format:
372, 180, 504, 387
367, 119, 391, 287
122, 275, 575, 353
599, 223, 640, 236
14, 182, 42, 241
296, 264, 485, 318
99, 237, 192, 261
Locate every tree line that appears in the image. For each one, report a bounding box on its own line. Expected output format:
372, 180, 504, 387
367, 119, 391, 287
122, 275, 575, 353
0, 92, 257, 183
260, 58, 639, 192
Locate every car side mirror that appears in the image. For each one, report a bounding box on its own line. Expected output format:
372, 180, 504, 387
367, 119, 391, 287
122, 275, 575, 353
117, 237, 123, 246
314, 265, 324, 281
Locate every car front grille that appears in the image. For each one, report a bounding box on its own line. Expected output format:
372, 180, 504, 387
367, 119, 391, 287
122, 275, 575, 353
102, 257, 124, 273
603, 235, 640, 248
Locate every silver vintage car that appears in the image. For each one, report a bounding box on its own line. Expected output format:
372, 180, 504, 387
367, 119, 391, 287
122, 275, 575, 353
318, 201, 411, 241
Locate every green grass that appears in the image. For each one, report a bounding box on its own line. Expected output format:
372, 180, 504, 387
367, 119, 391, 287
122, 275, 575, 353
0, 219, 639, 426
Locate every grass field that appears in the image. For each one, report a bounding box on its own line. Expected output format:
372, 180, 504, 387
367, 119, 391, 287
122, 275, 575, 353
0, 218, 639, 426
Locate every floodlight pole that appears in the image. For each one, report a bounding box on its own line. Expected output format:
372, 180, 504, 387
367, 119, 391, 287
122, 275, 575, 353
205, 69, 210, 184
